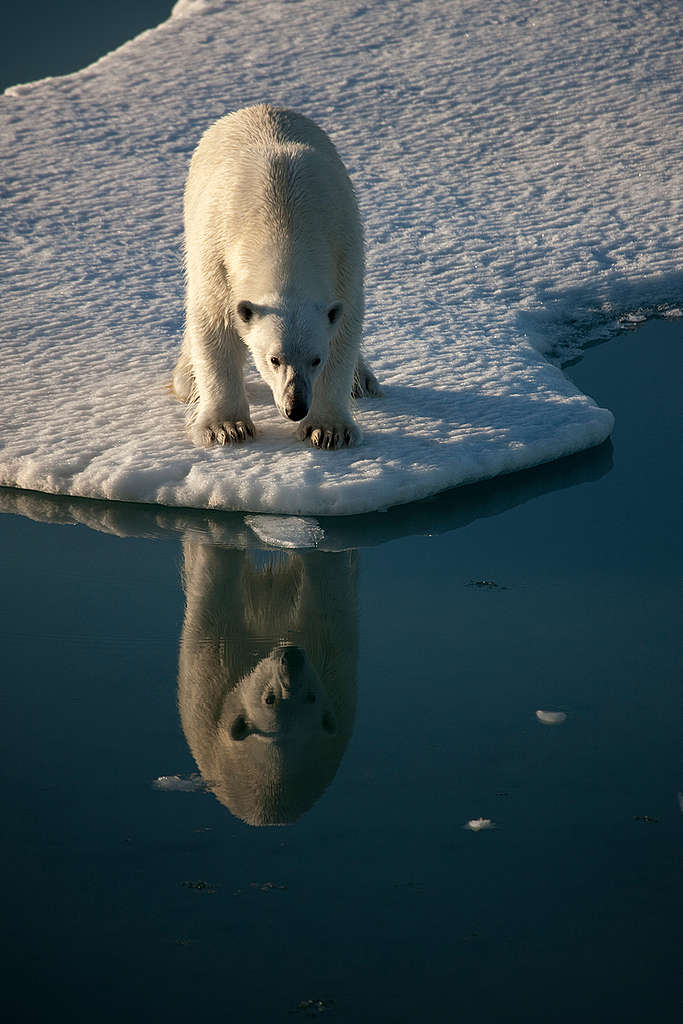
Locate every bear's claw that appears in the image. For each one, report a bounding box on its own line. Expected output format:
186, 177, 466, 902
190, 419, 255, 447
299, 422, 360, 449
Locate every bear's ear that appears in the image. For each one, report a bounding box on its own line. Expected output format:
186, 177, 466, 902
230, 715, 251, 741
327, 302, 343, 326
236, 301, 254, 324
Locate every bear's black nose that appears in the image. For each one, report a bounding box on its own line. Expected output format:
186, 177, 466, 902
285, 399, 308, 421
280, 645, 306, 670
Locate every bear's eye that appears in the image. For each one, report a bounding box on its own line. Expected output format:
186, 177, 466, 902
236, 301, 253, 324
311, 357, 321, 367
265, 694, 276, 706
327, 304, 342, 325
270, 356, 280, 367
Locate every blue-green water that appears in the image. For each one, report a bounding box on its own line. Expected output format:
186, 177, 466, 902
0, 1, 174, 93
1, 319, 681, 1022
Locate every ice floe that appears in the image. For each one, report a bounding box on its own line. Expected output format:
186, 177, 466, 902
2, 0, 681, 516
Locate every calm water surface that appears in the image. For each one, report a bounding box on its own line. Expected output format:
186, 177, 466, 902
1, 1, 174, 92
1, 320, 681, 1022
2, 10, 682, 1021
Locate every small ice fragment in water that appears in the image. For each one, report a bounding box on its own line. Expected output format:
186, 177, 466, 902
181, 879, 217, 892
464, 818, 495, 831
250, 881, 288, 893
619, 312, 647, 327
467, 579, 507, 590
536, 710, 567, 725
294, 998, 335, 1015
244, 514, 325, 549
153, 773, 205, 792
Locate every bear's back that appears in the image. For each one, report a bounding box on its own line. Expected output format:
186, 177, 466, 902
198, 104, 344, 170
185, 105, 359, 244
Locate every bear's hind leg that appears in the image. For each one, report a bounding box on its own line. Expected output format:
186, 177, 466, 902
352, 354, 383, 398
171, 337, 196, 404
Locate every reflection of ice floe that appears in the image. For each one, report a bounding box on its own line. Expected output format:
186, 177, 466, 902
244, 515, 325, 549
153, 773, 206, 792
464, 818, 495, 831
536, 710, 567, 725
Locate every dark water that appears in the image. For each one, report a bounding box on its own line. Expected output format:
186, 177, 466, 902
1, 1, 174, 93
2, 9, 682, 1022
2, 318, 681, 1023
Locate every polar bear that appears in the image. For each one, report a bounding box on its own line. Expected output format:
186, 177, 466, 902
177, 542, 358, 825
172, 104, 381, 449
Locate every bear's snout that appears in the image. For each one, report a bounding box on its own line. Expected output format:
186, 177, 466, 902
283, 383, 309, 422
285, 401, 308, 422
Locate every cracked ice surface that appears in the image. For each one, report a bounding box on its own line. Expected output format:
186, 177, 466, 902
1, 0, 680, 515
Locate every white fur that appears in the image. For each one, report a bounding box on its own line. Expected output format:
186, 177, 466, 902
173, 104, 381, 449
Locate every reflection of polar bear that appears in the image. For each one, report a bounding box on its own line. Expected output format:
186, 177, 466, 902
177, 542, 358, 825
172, 104, 381, 449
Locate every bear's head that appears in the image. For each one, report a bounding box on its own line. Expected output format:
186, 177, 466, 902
227, 643, 336, 741
233, 297, 343, 421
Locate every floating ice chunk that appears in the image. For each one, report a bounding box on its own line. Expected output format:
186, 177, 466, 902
536, 710, 567, 725
619, 313, 648, 327
244, 515, 325, 549
464, 818, 495, 831
153, 773, 206, 792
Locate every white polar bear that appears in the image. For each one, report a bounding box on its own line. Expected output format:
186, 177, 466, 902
172, 104, 381, 449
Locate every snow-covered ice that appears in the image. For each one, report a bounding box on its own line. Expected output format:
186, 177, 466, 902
1, 0, 680, 516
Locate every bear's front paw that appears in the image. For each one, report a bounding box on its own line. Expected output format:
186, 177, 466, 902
189, 417, 255, 447
297, 419, 361, 450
